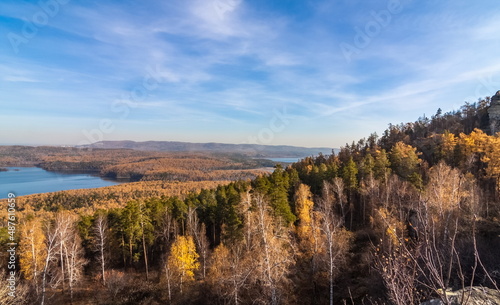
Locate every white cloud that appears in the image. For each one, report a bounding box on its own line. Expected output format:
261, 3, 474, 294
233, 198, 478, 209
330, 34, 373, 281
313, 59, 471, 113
190, 0, 243, 37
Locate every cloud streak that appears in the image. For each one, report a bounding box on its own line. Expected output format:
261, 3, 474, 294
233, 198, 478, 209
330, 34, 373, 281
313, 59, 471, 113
1, 0, 499, 147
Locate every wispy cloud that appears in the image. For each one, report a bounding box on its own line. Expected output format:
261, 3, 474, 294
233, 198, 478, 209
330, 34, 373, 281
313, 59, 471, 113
1, 0, 499, 147
3, 76, 41, 83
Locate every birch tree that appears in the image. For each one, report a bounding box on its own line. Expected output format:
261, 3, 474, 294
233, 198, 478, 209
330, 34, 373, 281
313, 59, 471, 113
92, 212, 108, 285
167, 235, 199, 294
315, 182, 353, 305
41, 219, 59, 305
209, 243, 253, 305
251, 193, 293, 305
19, 217, 46, 295
53, 212, 87, 303
65, 232, 87, 302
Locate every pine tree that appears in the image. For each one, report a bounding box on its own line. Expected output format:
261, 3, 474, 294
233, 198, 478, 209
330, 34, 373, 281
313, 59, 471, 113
359, 153, 375, 180
374, 149, 391, 182
342, 157, 358, 190
120, 201, 142, 265
268, 165, 296, 224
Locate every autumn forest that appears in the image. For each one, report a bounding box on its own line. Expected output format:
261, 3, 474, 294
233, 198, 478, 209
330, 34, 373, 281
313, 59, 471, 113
1, 97, 500, 305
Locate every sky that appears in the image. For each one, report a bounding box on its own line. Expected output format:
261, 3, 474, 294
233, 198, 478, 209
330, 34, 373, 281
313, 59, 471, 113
1, 0, 499, 148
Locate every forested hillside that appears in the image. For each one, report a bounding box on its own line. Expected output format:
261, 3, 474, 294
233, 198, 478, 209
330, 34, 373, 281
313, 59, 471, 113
78, 140, 333, 158
1, 97, 500, 304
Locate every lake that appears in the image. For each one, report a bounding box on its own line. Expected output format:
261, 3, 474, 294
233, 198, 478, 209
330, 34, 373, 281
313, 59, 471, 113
266, 157, 303, 163
0, 167, 119, 199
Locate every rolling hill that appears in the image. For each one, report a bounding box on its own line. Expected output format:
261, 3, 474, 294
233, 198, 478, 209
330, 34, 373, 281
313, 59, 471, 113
78, 140, 335, 158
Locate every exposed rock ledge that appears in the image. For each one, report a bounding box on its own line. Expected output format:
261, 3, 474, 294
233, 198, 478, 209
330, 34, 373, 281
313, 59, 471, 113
489, 90, 500, 134
420, 287, 500, 305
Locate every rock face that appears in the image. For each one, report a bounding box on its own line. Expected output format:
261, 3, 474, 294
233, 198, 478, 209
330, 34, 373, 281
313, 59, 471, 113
420, 287, 500, 305
489, 90, 500, 134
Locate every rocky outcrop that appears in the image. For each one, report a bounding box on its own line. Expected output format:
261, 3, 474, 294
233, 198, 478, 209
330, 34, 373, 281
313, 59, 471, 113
489, 90, 500, 134
420, 287, 500, 305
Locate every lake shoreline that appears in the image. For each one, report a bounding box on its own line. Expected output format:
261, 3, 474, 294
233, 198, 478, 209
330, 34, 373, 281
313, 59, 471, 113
0, 167, 121, 199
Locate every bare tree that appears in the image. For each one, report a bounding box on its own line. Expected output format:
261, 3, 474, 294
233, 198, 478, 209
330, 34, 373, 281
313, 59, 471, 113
186, 206, 210, 279
93, 213, 108, 285
209, 243, 253, 305
164, 259, 174, 303
359, 174, 380, 227
41, 219, 59, 305
374, 243, 419, 305
54, 212, 73, 294
0, 272, 29, 305
331, 177, 346, 221
160, 210, 178, 304
251, 193, 293, 305
65, 233, 87, 302
374, 163, 482, 305
195, 222, 210, 279
316, 182, 352, 305
418, 162, 466, 303
186, 205, 197, 238
138, 201, 150, 281
45, 212, 88, 304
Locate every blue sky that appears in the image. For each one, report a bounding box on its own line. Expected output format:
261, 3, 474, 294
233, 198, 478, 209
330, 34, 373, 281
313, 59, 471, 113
1, 0, 499, 148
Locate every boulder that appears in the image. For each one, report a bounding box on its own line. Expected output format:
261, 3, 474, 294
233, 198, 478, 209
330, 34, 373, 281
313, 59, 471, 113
420, 287, 500, 305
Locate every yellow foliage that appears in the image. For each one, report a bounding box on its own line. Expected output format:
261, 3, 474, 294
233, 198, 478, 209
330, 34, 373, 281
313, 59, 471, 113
385, 226, 398, 247
441, 132, 457, 157
168, 235, 200, 281
19, 218, 47, 281
458, 128, 490, 155
210, 244, 230, 276
458, 129, 500, 191
375, 208, 403, 247
295, 184, 314, 241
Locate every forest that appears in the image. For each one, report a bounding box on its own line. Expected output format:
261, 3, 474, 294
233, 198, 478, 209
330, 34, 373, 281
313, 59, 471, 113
1, 97, 500, 304
0, 148, 272, 182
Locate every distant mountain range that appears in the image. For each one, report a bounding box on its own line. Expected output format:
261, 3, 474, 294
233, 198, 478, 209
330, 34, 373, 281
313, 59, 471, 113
79, 141, 335, 158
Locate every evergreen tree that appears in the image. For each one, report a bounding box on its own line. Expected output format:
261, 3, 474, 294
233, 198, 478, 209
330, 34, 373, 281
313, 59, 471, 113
374, 149, 391, 182
342, 157, 358, 190
268, 165, 296, 224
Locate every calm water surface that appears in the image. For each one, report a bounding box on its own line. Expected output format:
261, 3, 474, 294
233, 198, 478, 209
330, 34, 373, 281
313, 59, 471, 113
0, 167, 119, 199
266, 157, 302, 163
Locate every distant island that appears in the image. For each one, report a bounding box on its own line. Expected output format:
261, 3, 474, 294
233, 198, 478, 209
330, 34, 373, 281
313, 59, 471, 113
78, 140, 336, 158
